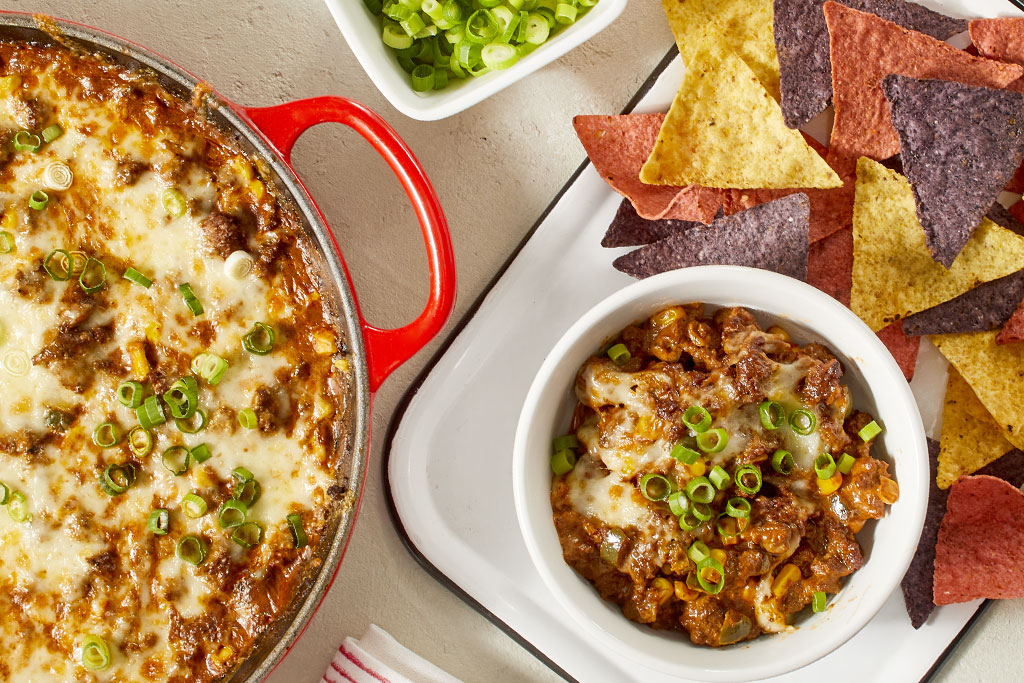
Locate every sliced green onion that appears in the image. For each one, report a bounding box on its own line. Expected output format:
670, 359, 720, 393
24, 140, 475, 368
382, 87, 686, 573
189, 443, 212, 464
224, 250, 255, 279
814, 452, 837, 480
191, 353, 229, 385
163, 376, 199, 420
716, 513, 747, 539
691, 501, 713, 522
709, 465, 731, 490
127, 426, 152, 457
287, 512, 308, 548
178, 283, 203, 316
686, 476, 715, 504
552, 434, 579, 452
231, 521, 264, 549
232, 466, 255, 484
789, 409, 817, 436
550, 448, 577, 475
667, 490, 688, 517
812, 590, 829, 613
383, 22, 415, 49
218, 499, 247, 528
147, 509, 170, 535
465, 8, 500, 43
92, 422, 120, 448
671, 443, 700, 465
524, 11, 550, 45
481, 42, 519, 69
0, 231, 14, 254
639, 473, 672, 501
682, 406, 712, 433
606, 343, 630, 365
759, 401, 786, 430
678, 511, 700, 531
242, 322, 275, 355
837, 453, 856, 475
180, 492, 208, 519
81, 635, 110, 671
123, 267, 152, 288
0, 482, 8, 505
79, 258, 106, 293
696, 555, 726, 595
100, 463, 135, 496
117, 380, 144, 408
555, 2, 577, 23
175, 408, 207, 434
13, 130, 41, 152
162, 188, 187, 218
734, 464, 762, 496
43, 249, 71, 281
238, 407, 258, 430
41, 124, 63, 143
696, 428, 728, 453
136, 395, 166, 430
234, 478, 262, 508
7, 490, 30, 522
410, 63, 435, 91
43, 161, 73, 190
771, 449, 794, 475
28, 189, 49, 210
687, 540, 710, 564
858, 420, 882, 442
161, 445, 190, 476
176, 535, 207, 565
725, 497, 752, 518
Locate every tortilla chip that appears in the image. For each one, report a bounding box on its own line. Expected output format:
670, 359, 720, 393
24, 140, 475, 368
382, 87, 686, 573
986, 202, 1024, 238
939, 369, 1016, 489
807, 225, 853, 305
613, 194, 810, 280
881, 75, 1024, 267
877, 321, 919, 381
773, 0, 966, 128
573, 114, 722, 222
825, 2, 1023, 161
903, 441, 1024, 626
970, 17, 1024, 93
997, 298, 1024, 345
933, 331, 1024, 451
602, 198, 716, 248
662, 0, 780, 100
1013, 199, 1024, 226
850, 158, 1024, 331
639, 46, 841, 190
902, 271, 1024, 337
934, 475, 1024, 605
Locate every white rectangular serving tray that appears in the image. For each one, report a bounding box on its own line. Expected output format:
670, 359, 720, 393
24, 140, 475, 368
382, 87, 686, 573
384, 1, 1023, 679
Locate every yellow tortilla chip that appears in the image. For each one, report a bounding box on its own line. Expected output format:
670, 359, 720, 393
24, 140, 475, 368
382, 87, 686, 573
938, 368, 1014, 489
661, 0, 780, 100
850, 157, 1024, 331
639, 46, 841, 190
933, 331, 1024, 452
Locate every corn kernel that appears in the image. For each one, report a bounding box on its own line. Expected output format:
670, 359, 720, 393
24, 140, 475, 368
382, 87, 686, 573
767, 325, 791, 342
651, 577, 675, 605
248, 179, 265, 200
710, 549, 727, 566
1, 209, 17, 230
818, 472, 843, 496
232, 156, 254, 182
333, 356, 350, 373
772, 563, 802, 598
313, 329, 337, 354
144, 322, 161, 344
879, 477, 900, 505
127, 341, 149, 378
687, 459, 706, 477
651, 306, 682, 328
192, 468, 213, 489
313, 396, 334, 421
674, 580, 699, 601
215, 646, 234, 663
0, 74, 22, 95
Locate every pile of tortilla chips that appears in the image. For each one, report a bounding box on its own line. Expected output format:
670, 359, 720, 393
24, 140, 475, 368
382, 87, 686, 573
570, 0, 1024, 630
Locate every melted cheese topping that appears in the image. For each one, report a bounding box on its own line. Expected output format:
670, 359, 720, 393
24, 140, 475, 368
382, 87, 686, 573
0, 43, 349, 682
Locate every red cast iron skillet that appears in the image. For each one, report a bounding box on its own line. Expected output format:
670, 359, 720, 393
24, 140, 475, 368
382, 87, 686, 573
0, 11, 457, 682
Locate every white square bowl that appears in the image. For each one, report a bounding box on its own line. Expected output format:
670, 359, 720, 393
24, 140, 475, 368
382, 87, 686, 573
325, 0, 629, 121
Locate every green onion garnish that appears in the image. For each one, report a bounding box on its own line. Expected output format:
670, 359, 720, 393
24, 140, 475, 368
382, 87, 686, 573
178, 283, 203, 316
117, 380, 144, 408
127, 426, 152, 457
639, 473, 672, 501
13, 130, 41, 152
218, 499, 247, 528
687, 540, 710, 564
232, 466, 255, 484
606, 343, 630, 365
682, 405, 712, 433
147, 509, 170, 535
814, 452, 837, 480
234, 478, 262, 508
858, 420, 882, 442
789, 409, 817, 436
287, 512, 308, 548
176, 535, 207, 565
242, 322, 275, 355
725, 497, 751, 518
552, 434, 579, 453
136, 395, 166, 430
678, 511, 700, 531
163, 376, 199, 420
43, 249, 71, 281
79, 258, 106, 293
80, 634, 111, 671
771, 449, 794, 475
734, 464, 762, 495
99, 463, 135, 496
189, 443, 212, 464
671, 442, 700, 464
162, 188, 187, 218
691, 501, 713, 522
759, 401, 786, 430
410, 63, 436, 91
555, 2, 577, 23
685, 476, 715, 504
667, 490, 688, 517
238, 407, 258, 430
716, 513, 746, 539
161, 445, 190, 476
696, 427, 728, 453
123, 267, 152, 288
231, 521, 264, 549
175, 408, 208, 434
191, 352, 229, 385
92, 422, 120, 448
7, 490, 30, 522
708, 465, 731, 490
41, 124, 63, 143
812, 590, 829, 613
696, 555, 726, 594
837, 453, 856, 475
551, 448, 576, 475
0, 482, 8, 505
180, 492, 208, 519
0, 231, 14, 254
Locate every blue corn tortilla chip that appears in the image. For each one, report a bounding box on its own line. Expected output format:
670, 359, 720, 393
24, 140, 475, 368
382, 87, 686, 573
902, 270, 1024, 336
773, 0, 966, 128
901, 439, 1024, 628
882, 74, 1024, 268
613, 194, 810, 280
602, 198, 721, 248
986, 201, 1024, 238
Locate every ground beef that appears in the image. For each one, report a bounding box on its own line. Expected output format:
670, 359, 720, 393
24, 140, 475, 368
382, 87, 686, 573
33, 320, 115, 393
114, 156, 147, 186
6, 95, 37, 129
199, 211, 247, 259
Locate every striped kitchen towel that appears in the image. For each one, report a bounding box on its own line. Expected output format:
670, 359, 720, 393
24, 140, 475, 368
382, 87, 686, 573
322, 625, 463, 683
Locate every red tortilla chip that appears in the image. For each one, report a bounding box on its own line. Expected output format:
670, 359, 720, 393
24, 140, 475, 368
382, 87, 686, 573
876, 321, 919, 381
806, 225, 853, 306
572, 114, 722, 223
825, 3, 1024, 161
934, 475, 1024, 605
971, 18, 1024, 93
1009, 163, 1024, 194
997, 297, 1024, 344
1012, 199, 1024, 226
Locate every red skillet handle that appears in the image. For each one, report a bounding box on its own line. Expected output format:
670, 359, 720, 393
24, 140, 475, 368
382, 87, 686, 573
241, 97, 456, 393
